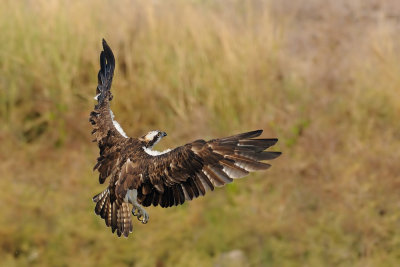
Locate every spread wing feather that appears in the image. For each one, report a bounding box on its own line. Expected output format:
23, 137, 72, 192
91, 40, 133, 237
89, 39, 128, 184
90, 40, 281, 237
121, 130, 281, 208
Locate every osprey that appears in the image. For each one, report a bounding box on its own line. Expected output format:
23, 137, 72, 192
90, 39, 281, 237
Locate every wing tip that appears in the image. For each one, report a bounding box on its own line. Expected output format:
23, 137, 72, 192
260, 163, 272, 170
254, 129, 263, 134
102, 38, 110, 52
271, 151, 281, 157
245, 129, 263, 139
101, 39, 115, 63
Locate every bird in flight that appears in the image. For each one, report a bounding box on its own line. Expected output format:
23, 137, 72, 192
90, 39, 281, 237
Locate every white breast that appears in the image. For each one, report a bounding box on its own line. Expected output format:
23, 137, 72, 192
142, 147, 171, 156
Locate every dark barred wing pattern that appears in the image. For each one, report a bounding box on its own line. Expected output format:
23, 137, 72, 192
89, 39, 126, 184
90, 40, 133, 237
89, 39, 281, 238
136, 130, 280, 208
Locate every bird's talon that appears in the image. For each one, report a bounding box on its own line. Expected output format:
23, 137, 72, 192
132, 205, 149, 224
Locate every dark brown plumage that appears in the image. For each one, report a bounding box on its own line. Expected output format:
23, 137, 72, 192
90, 39, 281, 237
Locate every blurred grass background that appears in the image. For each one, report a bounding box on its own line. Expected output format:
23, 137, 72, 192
1, 0, 400, 266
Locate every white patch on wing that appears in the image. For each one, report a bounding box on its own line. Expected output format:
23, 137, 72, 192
143, 147, 171, 156
222, 166, 235, 178
197, 173, 212, 192
222, 166, 247, 179
109, 110, 128, 138
210, 166, 233, 184
94, 93, 100, 100
234, 161, 257, 172
202, 169, 224, 187
181, 185, 191, 200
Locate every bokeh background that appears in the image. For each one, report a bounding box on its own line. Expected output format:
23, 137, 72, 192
1, 0, 400, 266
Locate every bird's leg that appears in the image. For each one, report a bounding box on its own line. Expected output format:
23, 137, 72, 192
131, 203, 149, 224
126, 189, 149, 224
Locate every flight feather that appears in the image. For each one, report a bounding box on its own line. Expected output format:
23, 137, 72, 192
90, 39, 281, 238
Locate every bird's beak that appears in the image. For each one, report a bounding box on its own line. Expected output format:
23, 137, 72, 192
162, 132, 167, 137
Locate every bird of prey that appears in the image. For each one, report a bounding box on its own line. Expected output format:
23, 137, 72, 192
90, 39, 281, 237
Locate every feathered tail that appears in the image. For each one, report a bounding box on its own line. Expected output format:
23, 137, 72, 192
93, 189, 133, 237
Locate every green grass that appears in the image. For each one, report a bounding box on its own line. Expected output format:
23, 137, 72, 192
1, 0, 400, 266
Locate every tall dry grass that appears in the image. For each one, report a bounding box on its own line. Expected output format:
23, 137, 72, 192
1, 0, 400, 266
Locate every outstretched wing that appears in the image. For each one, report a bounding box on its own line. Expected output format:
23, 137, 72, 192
116, 130, 281, 207
89, 39, 128, 184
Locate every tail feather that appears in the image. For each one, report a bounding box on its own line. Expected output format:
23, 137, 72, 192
111, 202, 118, 234
104, 196, 111, 227
117, 203, 132, 237
93, 189, 132, 237
94, 189, 109, 215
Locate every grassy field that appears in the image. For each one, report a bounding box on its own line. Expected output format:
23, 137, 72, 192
1, 0, 400, 266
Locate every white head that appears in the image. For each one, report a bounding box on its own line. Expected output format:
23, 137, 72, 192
141, 130, 167, 148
